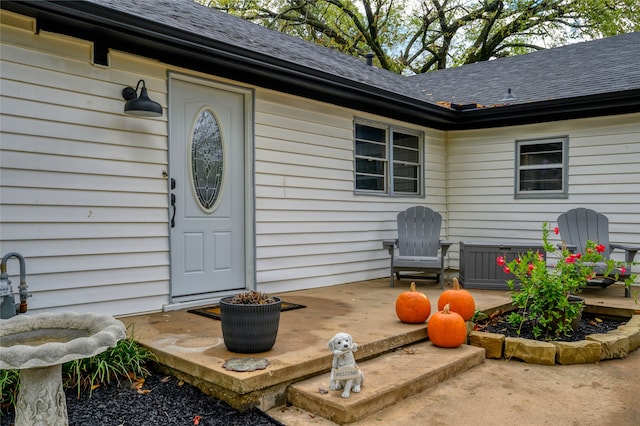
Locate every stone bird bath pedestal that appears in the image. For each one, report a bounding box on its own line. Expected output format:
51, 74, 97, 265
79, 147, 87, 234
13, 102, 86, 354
0, 312, 126, 426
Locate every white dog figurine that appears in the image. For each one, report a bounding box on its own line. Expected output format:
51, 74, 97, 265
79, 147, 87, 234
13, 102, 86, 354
327, 332, 364, 398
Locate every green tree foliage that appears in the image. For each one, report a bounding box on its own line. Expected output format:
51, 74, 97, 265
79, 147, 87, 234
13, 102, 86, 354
196, 0, 639, 74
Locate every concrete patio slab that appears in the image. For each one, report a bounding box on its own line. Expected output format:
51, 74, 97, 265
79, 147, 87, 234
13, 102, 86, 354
287, 342, 485, 425
120, 277, 640, 424
271, 348, 640, 425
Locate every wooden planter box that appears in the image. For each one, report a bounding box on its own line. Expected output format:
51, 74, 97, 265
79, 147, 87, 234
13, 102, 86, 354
459, 242, 545, 290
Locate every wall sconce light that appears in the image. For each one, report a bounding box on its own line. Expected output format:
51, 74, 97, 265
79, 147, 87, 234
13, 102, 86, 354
122, 79, 163, 117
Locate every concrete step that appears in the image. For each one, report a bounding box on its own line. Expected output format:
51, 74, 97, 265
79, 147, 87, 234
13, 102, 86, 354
286, 342, 485, 425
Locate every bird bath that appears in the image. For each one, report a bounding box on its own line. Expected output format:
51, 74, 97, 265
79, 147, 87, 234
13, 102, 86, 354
0, 312, 126, 426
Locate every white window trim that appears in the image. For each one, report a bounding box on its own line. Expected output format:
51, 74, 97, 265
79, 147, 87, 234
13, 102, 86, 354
515, 136, 569, 199
354, 119, 424, 197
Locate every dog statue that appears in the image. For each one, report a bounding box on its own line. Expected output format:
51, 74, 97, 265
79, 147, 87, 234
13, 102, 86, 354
327, 332, 364, 398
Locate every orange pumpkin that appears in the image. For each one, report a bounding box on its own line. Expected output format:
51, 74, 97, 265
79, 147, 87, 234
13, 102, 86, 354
395, 282, 431, 323
427, 304, 467, 348
437, 277, 476, 321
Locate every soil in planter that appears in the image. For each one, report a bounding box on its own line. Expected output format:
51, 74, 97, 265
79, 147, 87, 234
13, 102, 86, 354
476, 311, 626, 342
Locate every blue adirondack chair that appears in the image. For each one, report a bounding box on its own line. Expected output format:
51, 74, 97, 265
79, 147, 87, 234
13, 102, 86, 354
557, 208, 638, 298
383, 206, 452, 288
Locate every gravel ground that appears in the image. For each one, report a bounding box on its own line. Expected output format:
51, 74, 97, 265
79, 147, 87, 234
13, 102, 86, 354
1, 370, 283, 426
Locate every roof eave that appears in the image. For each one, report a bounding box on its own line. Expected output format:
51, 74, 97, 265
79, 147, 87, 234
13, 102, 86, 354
1, 0, 457, 128
454, 89, 640, 130
3, 1, 639, 131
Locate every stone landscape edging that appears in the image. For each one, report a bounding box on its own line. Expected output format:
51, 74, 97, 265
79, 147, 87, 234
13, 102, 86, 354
468, 314, 640, 365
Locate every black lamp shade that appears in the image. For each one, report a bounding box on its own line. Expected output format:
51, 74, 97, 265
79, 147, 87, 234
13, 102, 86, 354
123, 80, 163, 117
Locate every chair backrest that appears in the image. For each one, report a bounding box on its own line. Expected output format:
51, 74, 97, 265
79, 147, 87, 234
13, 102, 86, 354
397, 206, 442, 257
557, 208, 611, 259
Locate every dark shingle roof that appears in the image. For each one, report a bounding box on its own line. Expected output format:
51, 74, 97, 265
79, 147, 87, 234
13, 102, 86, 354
4, 0, 640, 128
85, 0, 640, 106
85, 0, 414, 99
408, 32, 640, 107
86, 0, 640, 108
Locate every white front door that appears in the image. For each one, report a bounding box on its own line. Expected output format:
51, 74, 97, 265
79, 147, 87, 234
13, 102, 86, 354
169, 75, 253, 301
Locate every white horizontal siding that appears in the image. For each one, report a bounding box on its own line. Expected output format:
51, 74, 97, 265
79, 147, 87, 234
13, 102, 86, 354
1, 16, 170, 315
8, 8, 636, 315
0, 11, 449, 315
1, 10, 447, 315
0, 237, 168, 258
446, 114, 640, 279
254, 90, 448, 293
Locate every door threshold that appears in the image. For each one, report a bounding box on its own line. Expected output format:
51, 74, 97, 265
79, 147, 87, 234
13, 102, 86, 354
164, 292, 239, 312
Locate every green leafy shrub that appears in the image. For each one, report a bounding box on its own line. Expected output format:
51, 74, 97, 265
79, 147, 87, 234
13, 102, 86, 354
63, 325, 157, 398
497, 222, 636, 340
0, 368, 20, 413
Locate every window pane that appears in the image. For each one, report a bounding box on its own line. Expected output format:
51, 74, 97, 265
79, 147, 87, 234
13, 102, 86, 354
393, 146, 419, 163
520, 142, 563, 166
356, 140, 386, 158
354, 122, 422, 196
394, 178, 418, 193
191, 109, 223, 210
519, 168, 563, 191
393, 132, 418, 149
356, 174, 385, 191
355, 124, 387, 193
356, 125, 385, 142
516, 138, 567, 197
393, 163, 418, 179
356, 158, 385, 174
393, 132, 420, 194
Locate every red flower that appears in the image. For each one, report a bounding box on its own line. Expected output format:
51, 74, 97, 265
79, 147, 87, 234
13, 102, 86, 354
553, 227, 559, 235
496, 256, 505, 266
596, 244, 606, 253
503, 266, 510, 273
575, 253, 581, 259
621, 267, 627, 274
528, 263, 535, 272
565, 255, 577, 264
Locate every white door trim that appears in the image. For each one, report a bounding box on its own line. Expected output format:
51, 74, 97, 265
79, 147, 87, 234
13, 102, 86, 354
166, 73, 256, 308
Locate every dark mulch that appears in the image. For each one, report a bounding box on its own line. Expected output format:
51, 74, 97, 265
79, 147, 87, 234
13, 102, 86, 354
476, 311, 626, 341
1, 370, 283, 426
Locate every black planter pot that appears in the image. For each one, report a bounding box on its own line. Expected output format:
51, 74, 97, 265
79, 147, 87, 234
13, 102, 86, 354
219, 296, 282, 353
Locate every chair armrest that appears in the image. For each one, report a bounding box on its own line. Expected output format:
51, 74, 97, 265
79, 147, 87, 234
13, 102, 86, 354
383, 239, 398, 255
559, 243, 578, 252
440, 240, 453, 256
382, 239, 397, 249
610, 243, 640, 263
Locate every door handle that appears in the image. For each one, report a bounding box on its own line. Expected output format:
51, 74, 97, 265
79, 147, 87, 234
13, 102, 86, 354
170, 193, 176, 228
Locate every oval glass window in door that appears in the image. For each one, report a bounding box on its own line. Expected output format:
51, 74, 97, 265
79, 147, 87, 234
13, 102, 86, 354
191, 109, 224, 211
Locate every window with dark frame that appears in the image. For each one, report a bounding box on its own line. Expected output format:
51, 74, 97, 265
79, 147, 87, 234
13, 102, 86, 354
516, 136, 568, 198
354, 121, 422, 195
